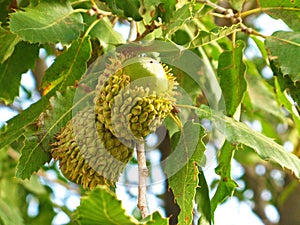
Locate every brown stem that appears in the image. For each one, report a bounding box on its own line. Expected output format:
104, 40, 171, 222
135, 21, 160, 41
128, 20, 137, 42
136, 141, 149, 218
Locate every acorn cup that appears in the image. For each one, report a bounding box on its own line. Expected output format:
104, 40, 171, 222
94, 55, 177, 142
51, 54, 178, 189
51, 108, 133, 189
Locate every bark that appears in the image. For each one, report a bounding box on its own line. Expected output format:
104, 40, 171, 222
278, 174, 300, 225
159, 131, 180, 225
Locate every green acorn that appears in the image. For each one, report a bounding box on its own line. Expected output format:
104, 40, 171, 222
51, 108, 133, 189
94, 55, 177, 142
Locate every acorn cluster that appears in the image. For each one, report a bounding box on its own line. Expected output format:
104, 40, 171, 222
51, 55, 177, 189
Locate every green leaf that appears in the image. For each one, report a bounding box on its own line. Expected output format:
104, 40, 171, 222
0, 0, 11, 25
10, 1, 83, 44
102, 0, 142, 21
0, 41, 39, 104
245, 60, 285, 120
0, 90, 55, 149
155, 0, 177, 23
250, 36, 268, 62
164, 3, 193, 36
218, 40, 247, 116
229, 0, 246, 11
20, 175, 47, 195
211, 141, 238, 216
265, 31, 300, 82
144, 0, 176, 22
271, 60, 300, 106
41, 36, 91, 94
16, 85, 93, 179
83, 15, 125, 47
38, 86, 92, 151
0, 199, 24, 225
197, 105, 300, 179
76, 186, 136, 225
188, 24, 240, 48
16, 125, 51, 179
274, 77, 300, 135
195, 172, 212, 225
166, 121, 206, 225
142, 212, 169, 224
0, 25, 21, 63
257, 0, 300, 31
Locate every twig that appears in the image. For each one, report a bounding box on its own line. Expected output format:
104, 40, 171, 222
197, 0, 227, 13
198, 0, 266, 37
136, 141, 149, 218
135, 21, 161, 41
128, 20, 137, 42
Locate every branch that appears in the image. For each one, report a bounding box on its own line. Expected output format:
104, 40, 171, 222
136, 141, 149, 218
198, 0, 265, 37
128, 20, 137, 42
135, 21, 161, 41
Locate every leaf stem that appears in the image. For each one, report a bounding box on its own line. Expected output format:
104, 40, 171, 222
240, 7, 300, 18
83, 18, 102, 38
176, 104, 198, 110
72, 8, 88, 14
71, 0, 90, 6
136, 141, 149, 218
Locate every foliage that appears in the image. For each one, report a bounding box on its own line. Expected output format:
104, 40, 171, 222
0, 0, 300, 224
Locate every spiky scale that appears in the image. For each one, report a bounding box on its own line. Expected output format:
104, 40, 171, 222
94, 55, 177, 142
51, 108, 133, 189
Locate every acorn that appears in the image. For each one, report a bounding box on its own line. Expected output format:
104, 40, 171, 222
51, 108, 133, 189
94, 55, 177, 142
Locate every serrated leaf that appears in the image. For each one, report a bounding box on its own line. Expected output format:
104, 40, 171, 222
188, 24, 240, 48
0, 90, 55, 149
16, 125, 51, 179
218, 40, 247, 116
197, 105, 300, 179
0, 41, 39, 104
40, 88, 76, 148
142, 211, 169, 224
273, 64, 300, 106
83, 15, 125, 47
155, 0, 176, 23
0, 25, 21, 63
250, 36, 268, 62
265, 31, 300, 82
76, 186, 136, 225
102, 0, 142, 21
274, 77, 300, 135
211, 141, 238, 217
166, 121, 206, 225
229, 0, 246, 11
195, 172, 212, 225
0, 37, 91, 150
0, 0, 11, 25
257, 0, 300, 31
10, 1, 83, 44
38, 86, 91, 151
164, 3, 192, 35
0, 199, 24, 225
16, 85, 93, 179
20, 175, 47, 195
245, 60, 285, 120
42, 36, 91, 94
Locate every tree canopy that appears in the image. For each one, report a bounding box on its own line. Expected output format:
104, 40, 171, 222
0, 0, 300, 225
